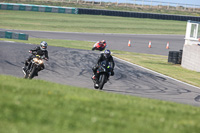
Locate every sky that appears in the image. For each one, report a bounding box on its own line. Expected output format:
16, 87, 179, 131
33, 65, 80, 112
147, 0, 199, 5
89, 0, 200, 7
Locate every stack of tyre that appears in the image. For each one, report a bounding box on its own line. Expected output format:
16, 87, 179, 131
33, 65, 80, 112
168, 50, 183, 64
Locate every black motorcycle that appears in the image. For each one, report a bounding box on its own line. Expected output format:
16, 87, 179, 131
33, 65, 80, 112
92, 60, 111, 90
23, 54, 46, 79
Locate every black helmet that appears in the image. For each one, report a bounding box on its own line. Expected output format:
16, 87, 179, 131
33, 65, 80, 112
40, 41, 48, 51
104, 49, 111, 58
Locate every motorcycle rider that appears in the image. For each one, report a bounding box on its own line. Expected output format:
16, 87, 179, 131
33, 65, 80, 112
22, 41, 49, 75
92, 49, 115, 80
92, 40, 107, 51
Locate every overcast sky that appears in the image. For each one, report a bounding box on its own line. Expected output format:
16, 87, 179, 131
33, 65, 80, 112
94, 0, 200, 6
156, 0, 199, 5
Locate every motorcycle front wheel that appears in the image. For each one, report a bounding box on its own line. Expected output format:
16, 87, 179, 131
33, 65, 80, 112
29, 65, 36, 79
99, 74, 107, 90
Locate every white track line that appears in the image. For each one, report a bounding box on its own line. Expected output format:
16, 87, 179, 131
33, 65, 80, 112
114, 56, 200, 90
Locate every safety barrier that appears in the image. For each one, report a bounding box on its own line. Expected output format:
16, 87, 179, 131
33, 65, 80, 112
78, 8, 200, 21
0, 3, 78, 14
1, 3, 199, 21
168, 50, 183, 64
0, 31, 29, 40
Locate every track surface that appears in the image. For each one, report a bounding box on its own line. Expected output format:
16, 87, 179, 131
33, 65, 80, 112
0, 29, 184, 56
1, 41, 200, 106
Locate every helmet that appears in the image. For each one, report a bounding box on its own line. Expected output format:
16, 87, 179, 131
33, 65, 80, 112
40, 41, 48, 51
104, 49, 111, 58
101, 40, 106, 44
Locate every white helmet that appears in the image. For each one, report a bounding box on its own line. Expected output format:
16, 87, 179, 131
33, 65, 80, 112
40, 41, 48, 51
101, 40, 106, 44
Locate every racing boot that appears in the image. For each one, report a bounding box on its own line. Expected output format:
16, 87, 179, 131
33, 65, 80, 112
22, 63, 28, 74
22, 67, 26, 74
91, 75, 96, 80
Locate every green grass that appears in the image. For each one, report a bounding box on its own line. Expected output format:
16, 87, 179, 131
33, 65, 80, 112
1, 75, 200, 133
0, 10, 186, 34
0, 38, 94, 50
113, 51, 200, 87
1, 9, 200, 133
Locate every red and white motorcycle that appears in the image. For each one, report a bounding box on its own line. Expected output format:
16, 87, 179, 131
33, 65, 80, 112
92, 42, 107, 51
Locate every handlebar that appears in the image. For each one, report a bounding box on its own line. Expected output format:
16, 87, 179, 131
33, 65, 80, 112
29, 51, 48, 61
29, 51, 37, 55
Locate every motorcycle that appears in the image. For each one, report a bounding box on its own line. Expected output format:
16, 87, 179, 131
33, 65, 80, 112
23, 54, 47, 79
92, 42, 107, 51
92, 60, 111, 90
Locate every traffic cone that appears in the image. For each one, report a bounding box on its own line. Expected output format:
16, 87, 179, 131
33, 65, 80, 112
148, 41, 151, 48
128, 40, 131, 47
166, 42, 169, 49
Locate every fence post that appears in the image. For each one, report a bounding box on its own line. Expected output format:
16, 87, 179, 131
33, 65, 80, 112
160, 2, 162, 9
184, 4, 187, 11
142, 0, 144, 8
193, 5, 195, 12
134, 0, 136, 7
167, 3, 169, 10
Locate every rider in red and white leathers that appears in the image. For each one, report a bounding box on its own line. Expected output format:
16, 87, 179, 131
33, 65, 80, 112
92, 40, 107, 51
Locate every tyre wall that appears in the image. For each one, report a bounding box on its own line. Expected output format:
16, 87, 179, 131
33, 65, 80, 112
0, 31, 29, 40
78, 8, 200, 21
168, 50, 183, 64
0, 3, 78, 14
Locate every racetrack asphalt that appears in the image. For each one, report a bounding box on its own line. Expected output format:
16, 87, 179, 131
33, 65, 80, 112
1, 41, 200, 106
0, 29, 184, 56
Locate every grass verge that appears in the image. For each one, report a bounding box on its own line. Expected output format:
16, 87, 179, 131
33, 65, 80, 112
0, 10, 186, 34
1, 74, 200, 133
0, 38, 94, 50
113, 51, 200, 87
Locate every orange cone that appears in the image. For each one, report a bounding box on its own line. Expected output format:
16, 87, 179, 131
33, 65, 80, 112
148, 41, 151, 48
166, 42, 169, 49
128, 40, 131, 47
